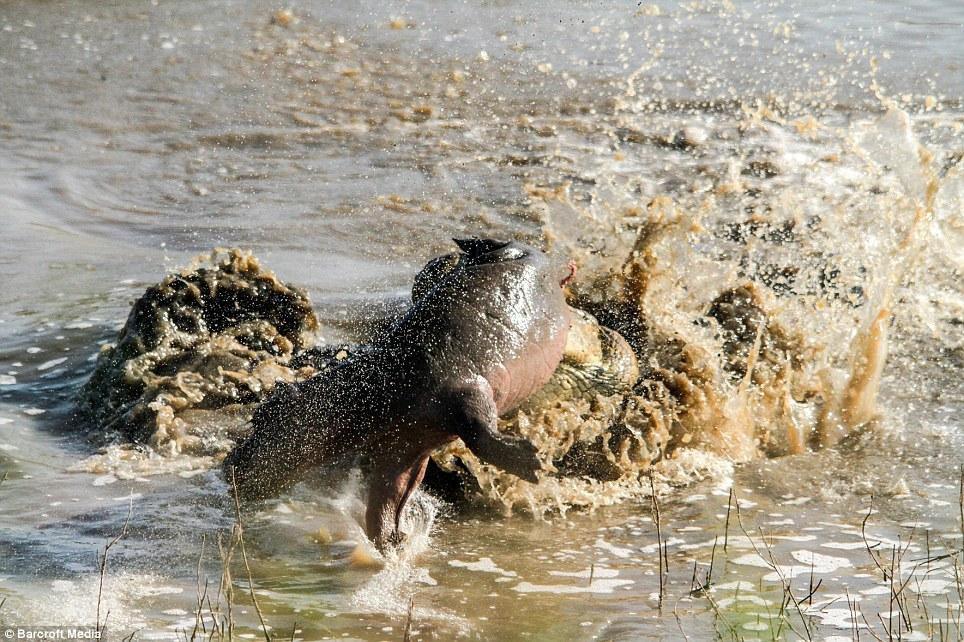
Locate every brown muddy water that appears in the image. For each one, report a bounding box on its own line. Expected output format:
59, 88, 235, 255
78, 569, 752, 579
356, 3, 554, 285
0, 1, 962, 640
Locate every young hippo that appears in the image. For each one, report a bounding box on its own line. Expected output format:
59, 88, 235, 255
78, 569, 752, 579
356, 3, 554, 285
225, 238, 573, 550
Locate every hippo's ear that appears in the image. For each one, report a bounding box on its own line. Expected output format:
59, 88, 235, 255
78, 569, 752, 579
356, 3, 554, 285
453, 238, 528, 264
452, 238, 511, 257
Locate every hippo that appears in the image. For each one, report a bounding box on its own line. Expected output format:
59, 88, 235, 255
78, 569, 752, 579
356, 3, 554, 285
225, 238, 574, 550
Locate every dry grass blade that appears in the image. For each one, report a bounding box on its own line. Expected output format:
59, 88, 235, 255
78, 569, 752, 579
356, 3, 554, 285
857, 600, 885, 642
862, 496, 888, 579
845, 588, 858, 642
723, 486, 733, 552
229, 466, 272, 642
650, 475, 668, 608
959, 464, 964, 543
672, 598, 691, 641
732, 493, 812, 641
97, 495, 134, 635
190, 535, 210, 642
403, 596, 415, 642
217, 531, 237, 641
703, 587, 742, 639
689, 537, 717, 597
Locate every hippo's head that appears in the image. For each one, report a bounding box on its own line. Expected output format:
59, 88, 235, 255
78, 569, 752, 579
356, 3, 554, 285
452, 238, 575, 286
412, 238, 574, 304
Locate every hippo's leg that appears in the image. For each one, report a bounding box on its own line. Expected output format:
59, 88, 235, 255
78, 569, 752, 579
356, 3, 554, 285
448, 379, 542, 483
365, 450, 434, 551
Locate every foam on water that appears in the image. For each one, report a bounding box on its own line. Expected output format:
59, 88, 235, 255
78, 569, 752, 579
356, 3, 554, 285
433, 103, 960, 519
3, 573, 183, 630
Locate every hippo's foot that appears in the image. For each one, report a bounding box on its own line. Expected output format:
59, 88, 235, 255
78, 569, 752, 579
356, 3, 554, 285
448, 378, 542, 484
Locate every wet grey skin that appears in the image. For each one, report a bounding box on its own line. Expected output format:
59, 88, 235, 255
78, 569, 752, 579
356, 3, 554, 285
225, 238, 573, 551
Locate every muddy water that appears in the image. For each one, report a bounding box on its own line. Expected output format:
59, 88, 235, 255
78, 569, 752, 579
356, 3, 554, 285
0, 0, 962, 640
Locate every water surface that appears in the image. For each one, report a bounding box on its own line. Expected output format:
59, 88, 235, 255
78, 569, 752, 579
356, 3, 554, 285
0, 1, 962, 639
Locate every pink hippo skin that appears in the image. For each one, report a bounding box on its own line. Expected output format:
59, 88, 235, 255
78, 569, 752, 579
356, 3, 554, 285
225, 238, 572, 550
